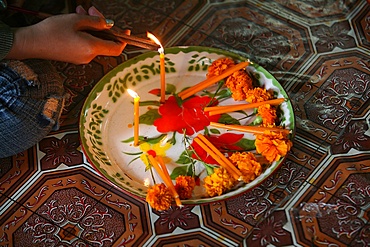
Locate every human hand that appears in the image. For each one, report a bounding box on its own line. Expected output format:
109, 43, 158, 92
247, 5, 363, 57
6, 6, 128, 64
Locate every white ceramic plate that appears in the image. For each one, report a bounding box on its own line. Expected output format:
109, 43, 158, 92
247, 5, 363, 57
80, 46, 295, 204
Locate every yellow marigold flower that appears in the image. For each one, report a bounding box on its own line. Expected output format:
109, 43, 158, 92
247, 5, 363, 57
225, 70, 253, 101
255, 131, 293, 163
175, 175, 196, 199
229, 152, 262, 183
207, 58, 235, 78
245, 88, 273, 103
146, 183, 172, 211
203, 167, 236, 197
257, 104, 277, 126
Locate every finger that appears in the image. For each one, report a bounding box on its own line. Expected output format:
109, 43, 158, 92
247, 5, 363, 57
88, 6, 105, 18
76, 5, 87, 15
94, 39, 126, 56
75, 15, 113, 31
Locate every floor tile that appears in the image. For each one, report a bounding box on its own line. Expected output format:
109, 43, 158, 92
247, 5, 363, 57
290, 185, 369, 247
1, 1, 369, 246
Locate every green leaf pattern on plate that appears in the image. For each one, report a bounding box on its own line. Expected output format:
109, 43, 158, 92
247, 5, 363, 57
87, 103, 111, 166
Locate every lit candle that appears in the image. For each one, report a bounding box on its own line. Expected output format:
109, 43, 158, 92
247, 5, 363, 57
127, 89, 140, 146
147, 32, 166, 103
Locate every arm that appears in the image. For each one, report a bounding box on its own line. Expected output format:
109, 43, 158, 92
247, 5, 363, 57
4, 7, 128, 64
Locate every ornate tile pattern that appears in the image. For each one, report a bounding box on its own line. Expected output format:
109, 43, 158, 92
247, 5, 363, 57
1, 0, 369, 246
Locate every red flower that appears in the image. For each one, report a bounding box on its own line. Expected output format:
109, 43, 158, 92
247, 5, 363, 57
191, 133, 244, 165
153, 96, 220, 135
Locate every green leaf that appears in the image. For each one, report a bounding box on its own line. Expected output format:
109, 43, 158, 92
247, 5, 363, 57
166, 83, 176, 94
216, 88, 232, 100
121, 134, 167, 144
169, 132, 177, 145
127, 156, 141, 166
175, 151, 192, 164
170, 166, 188, 179
236, 138, 256, 150
121, 136, 134, 143
140, 109, 161, 125
186, 165, 194, 176
251, 115, 263, 125
174, 94, 183, 106
210, 128, 221, 134
143, 134, 168, 144
204, 163, 215, 176
122, 151, 143, 155
218, 114, 240, 125
139, 100, 161, 106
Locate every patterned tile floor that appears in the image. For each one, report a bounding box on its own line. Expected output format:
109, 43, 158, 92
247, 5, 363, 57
1, 0, 370, 246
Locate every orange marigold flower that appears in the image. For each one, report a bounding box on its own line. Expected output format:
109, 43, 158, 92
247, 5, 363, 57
207, 58, 235, 78
229, 152, 262, 183
146, 183, 172, 211
257, 104, 277, 126
255, 131, 293, 163
225, 70, 253, 101
245, 88, 273, 103
203, 167, 236, 197
175, 175, 196, 199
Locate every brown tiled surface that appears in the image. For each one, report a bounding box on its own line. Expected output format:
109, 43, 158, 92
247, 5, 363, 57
1, 1, 370, 246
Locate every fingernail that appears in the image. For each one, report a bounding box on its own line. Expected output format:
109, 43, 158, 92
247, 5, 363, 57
105, 19, 114, 27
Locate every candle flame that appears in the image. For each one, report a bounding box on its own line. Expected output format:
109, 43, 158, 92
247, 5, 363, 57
143, 178, 150, 187
147, 32, 164, 53
127, 89, 139, 98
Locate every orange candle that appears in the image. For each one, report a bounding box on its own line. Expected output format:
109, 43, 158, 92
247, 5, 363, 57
196, 134, 242, 179
157, 156, 182, 207
147, 155, 166, 181
148, 155, 182, 207
127, 89, 140, 146
210, 122, 292, 135
193, 138, 240, 180
160, 53, 166, 103
147, 32, 166, 103
204, 98, 286, 116
178, 61, 250, 100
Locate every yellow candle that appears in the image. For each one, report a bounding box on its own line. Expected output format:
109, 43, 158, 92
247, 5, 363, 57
160, 53, 166, 103
127, 89, 140, 146
147, 32, 166, 103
